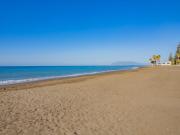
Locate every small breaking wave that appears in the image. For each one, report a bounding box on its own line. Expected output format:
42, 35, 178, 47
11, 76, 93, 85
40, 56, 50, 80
0, 66, 140, 85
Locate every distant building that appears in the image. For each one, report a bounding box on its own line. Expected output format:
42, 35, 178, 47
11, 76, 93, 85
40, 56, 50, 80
160, 61, 172, 66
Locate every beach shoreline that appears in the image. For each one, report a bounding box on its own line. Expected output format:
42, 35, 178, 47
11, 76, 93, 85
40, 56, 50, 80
0, 66, 144, 92
1, 66, 180, 135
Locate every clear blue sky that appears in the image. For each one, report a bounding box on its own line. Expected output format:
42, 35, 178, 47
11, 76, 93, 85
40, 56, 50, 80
0, 0, 180, 65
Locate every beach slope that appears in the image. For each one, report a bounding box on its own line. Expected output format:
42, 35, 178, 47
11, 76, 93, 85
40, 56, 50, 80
0, 66, 180, 135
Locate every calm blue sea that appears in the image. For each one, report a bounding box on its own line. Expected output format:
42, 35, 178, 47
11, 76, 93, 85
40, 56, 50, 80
0, 65, 141, 85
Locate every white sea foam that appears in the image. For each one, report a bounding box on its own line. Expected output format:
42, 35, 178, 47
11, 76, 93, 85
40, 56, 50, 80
0, 67, 139, 85
131, 66, 139, 70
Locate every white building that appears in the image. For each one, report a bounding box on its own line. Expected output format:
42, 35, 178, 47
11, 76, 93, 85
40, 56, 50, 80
160, 61, 172, 66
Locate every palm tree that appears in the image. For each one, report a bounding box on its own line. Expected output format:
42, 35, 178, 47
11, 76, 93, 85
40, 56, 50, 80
150, 55, 161, 65
149, 58, 155, 65
156, 55, 161, 64
152, 55, 157, 65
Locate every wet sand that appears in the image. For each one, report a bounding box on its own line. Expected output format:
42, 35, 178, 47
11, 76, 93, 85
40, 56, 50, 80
0, 66, 180, 135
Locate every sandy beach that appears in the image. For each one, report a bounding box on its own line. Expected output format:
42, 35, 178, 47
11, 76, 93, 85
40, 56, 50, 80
0, 66, 180, 135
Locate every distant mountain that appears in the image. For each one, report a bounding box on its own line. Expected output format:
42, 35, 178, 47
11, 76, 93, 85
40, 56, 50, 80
111, 61, 143, 66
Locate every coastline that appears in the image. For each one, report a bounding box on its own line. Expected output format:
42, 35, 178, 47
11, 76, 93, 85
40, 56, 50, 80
0, 66, 180, 135
0, 66, 144, 92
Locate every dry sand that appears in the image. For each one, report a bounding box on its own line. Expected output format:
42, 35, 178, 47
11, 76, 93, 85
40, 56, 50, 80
0, 66, 180, 135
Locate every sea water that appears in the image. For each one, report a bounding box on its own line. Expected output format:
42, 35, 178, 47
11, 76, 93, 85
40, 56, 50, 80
0, 65, 141, 85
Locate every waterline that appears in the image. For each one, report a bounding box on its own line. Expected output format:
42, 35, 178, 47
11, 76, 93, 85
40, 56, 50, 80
0, 66, 141, 85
